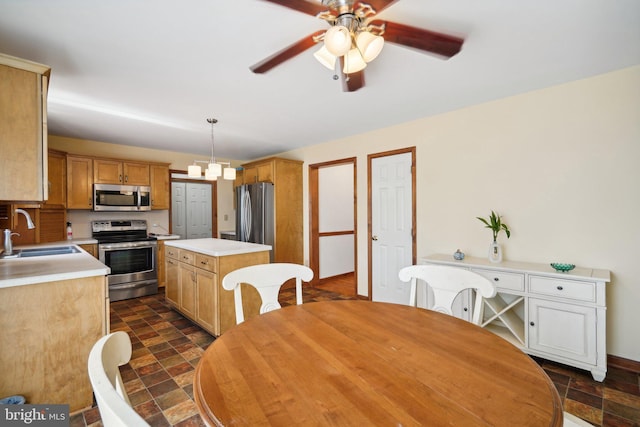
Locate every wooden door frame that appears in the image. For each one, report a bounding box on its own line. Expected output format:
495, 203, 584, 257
308, 158, 357, 290
367, 147, 416, 300
169, 169, 218, 238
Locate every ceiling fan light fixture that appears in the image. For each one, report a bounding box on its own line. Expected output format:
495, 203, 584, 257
343, 48, 367, 74
324, 25, 352, 56
356, 31, 384, 62
313, 45, 337, 69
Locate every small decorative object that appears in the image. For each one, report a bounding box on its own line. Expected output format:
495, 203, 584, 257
453, 249, 465, 260
550, 263, 575, 272
477, 210, 511, 263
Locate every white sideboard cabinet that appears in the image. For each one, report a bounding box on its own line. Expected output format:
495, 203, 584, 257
421, 254, 610, 381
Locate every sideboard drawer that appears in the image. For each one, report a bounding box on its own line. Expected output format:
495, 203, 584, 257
471, 268, 525, 292
529, 276, 595, 302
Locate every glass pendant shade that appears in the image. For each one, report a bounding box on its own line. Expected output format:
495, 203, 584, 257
356, 31, 384, 62
207, 162, 222, 177
313, 46, 337, 70
223, 167, 236, 180
324, 25, 352, 56
188, 164, 201, 178
343, 48, 367, 73
204, 168, 218, 181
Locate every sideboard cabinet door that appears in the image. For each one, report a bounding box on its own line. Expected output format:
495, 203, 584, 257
528, 298, 597, 365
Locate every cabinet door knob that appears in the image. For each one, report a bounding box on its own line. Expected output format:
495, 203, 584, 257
463, 307, 468, 312
493, 277, 499, 281
530, 321, 535, 327
556, 286, 564, 291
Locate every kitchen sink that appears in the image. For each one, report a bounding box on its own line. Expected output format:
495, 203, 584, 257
12, 245, 81, 258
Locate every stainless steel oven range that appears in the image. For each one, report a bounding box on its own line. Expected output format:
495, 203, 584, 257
92, 219, 158, 302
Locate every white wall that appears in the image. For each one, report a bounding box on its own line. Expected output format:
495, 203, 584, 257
279, 66, 640, 361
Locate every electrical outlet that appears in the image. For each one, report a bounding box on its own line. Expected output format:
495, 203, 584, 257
223, 214, 228, 221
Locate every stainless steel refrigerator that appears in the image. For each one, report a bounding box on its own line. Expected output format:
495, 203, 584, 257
235, 182, 275, 261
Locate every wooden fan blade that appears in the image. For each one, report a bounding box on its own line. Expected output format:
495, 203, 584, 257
260, 0, 327, 16
357, 0, 400, 14
338, 57, 365, 92
371, 20, 464, 59
342, 71, 364, 92
250, 30, 325, 74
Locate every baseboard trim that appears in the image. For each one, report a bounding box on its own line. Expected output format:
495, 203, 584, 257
608, 354, 640, 373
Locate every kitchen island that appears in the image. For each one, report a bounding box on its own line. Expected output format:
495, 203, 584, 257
0, 245, 110, 413
164, 238, 271, 335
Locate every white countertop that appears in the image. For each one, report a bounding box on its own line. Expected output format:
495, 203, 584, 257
164, 238, 271, 257
0, 243, 109, 289
150, 233, 181, 240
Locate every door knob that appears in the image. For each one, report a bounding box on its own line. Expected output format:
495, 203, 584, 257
372, 235, 378, 241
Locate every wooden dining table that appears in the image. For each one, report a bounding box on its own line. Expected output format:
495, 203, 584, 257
194, 300, 563, 426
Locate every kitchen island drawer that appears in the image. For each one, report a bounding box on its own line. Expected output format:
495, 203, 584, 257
179, 250, 195, 265
166, 246, 180, 260
471, 268, 524, 292
529, 276, 595, 302
196, 253, 217, 273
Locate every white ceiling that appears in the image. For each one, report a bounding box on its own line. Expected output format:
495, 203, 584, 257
1, 0, 638, 161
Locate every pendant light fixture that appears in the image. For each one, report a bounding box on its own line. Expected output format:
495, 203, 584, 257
187, 118, 236, 181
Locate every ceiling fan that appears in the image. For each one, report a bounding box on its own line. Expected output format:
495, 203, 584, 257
250, 0, 464, 92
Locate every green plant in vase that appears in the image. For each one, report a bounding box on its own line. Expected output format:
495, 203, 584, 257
477, 211, 510, 263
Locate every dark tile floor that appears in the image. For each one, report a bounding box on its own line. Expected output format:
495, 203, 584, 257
73, 288, 640, 426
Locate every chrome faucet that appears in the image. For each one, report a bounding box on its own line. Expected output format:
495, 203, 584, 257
2, 209, 36, 257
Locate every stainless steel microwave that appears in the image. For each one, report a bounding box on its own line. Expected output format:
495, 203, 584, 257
93, 184, 151, 211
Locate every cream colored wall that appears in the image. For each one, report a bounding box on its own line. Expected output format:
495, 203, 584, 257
49, 135, 237, 236
279, 65, 640, 361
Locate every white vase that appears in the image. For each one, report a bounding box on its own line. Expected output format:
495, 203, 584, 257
488, 241, 502, 263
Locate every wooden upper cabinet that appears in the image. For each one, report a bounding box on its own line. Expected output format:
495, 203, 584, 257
43, 149, 67, 208
0, 54, 50, 202
94, 159, 150, 185
150, 164, 169, 210
241, 162, 274, 184
66, 155, 94, 209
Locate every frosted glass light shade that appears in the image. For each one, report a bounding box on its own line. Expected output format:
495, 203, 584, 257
223, 167, 236, 180
313, 46, 337, 70
356, 31, 384, 62
324, 25, 352, 56
207, 162, 222, 177
343, 48, 367, 74
205, 168, 218, 181
188, 164, 201, 178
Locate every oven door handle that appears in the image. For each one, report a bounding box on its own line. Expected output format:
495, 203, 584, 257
99, 241, 157, 250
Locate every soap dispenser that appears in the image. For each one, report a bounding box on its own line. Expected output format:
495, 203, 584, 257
66, 222, 73, 240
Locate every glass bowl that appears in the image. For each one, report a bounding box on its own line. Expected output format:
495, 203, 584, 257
550, 263, 575, 272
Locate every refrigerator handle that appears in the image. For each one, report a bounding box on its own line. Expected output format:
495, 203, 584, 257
243, 190, 252, 241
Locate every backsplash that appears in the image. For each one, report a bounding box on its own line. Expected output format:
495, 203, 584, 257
66, 210, 170, 238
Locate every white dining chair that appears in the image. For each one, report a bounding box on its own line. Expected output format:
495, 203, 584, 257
222, 263, 314, 324
563, 412, 594, 426
398, 265, 496, 325
88, 331, 150, 427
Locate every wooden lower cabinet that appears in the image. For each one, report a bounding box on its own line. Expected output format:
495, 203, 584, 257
79, 243, 97, 258
165, 247, 269, 335
0, 275, 108, 412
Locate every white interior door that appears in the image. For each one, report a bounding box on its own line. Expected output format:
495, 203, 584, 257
171, 182, 212, 239
371, 152, 413, 304
187, 183, 212, 238
171, 182, 186, 239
